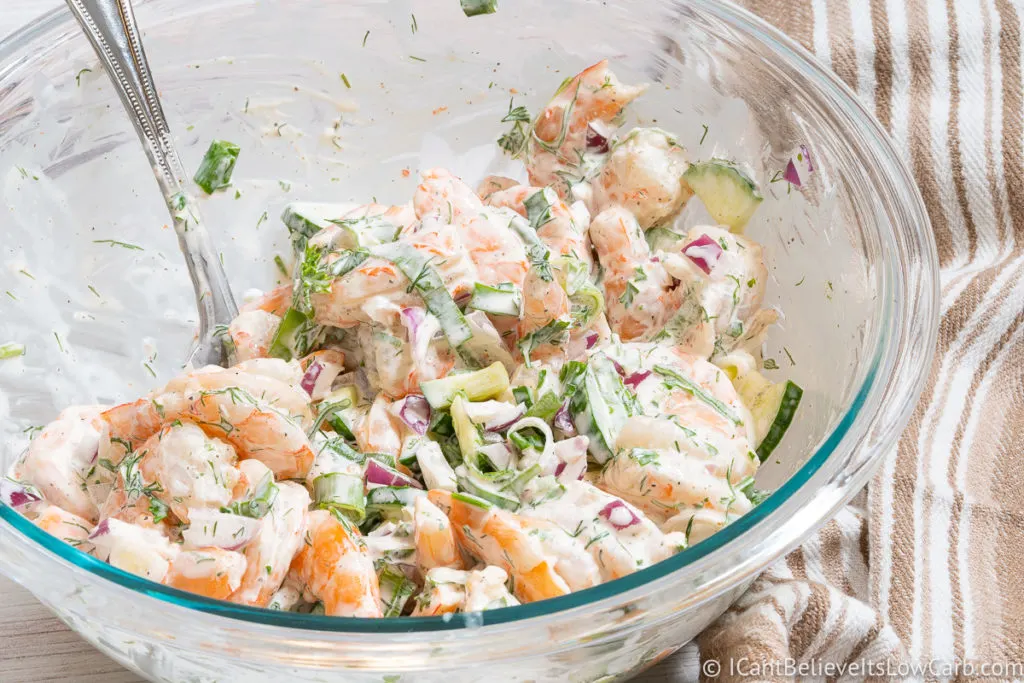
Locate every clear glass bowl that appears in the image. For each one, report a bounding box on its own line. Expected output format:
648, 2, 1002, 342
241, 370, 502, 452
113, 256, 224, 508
0, 0, 937, 680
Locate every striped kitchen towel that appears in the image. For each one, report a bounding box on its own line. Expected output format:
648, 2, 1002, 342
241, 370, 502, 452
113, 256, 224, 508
697, 0, 1024, 679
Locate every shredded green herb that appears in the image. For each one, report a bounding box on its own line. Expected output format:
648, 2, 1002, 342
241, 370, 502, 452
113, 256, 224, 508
93, 239, 143, 250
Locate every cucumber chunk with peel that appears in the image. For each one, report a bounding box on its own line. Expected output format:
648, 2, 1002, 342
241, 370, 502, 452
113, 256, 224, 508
732, 370, 803, 461
683, 160, 763, 231
420, 362, 511, 409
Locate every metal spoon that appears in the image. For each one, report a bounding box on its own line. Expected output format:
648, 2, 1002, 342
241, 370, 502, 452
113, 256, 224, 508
65, 0, 237, 367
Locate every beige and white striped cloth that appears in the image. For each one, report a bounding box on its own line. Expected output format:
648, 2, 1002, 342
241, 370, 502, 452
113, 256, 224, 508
697, 0, 1024, 680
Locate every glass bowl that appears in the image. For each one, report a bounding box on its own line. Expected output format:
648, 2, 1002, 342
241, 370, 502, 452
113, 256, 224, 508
0, 0, 937, 680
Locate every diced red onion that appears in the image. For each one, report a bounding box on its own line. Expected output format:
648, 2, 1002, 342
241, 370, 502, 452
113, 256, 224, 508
599, 500, 641, 530
365, 459, 423, 489
478, 442, 514, 470
585, 332, 599, 349
553, 436, 589, 483
88, 518, 110, 539
181, 509, 263, 551
484, 405, 526, 432
799, 144, 814, 172
783, 158, 801, 187
300, 361, 323, 396
90, 447, 99, 464
553, 401, 575, 435
400, 307, 424, 338
586, 123, 611, 153
397, 395, 431, 435
682, 234, 723, 275
622, 370, 651, 390
1, 479, 42, 508
611, 359, 626, 377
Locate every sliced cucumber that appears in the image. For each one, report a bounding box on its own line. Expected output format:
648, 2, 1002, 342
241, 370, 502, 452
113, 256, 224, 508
645, 226, 688, 254
468, 282, 522, 317
267, 307, 321, 361
313, 472, 366, 522
378, 565, 416, 618
365, 486, 425, 519
566, 353, 637, 464
450, 394, 484, 466
456, 469, 519, 510
732, 371, 803, 461
683, 160, 763, 231
321, 386, 359, 411
420, 362, 510, 410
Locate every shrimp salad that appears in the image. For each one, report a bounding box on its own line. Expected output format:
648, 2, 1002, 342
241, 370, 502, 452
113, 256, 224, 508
4, 60, 803, 618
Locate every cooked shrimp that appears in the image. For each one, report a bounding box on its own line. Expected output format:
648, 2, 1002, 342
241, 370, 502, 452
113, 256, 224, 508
182, 391, 314, 480
661, 225, 773, 353
410, 566, 468, 616
33, 503, 94, 551
414, 169, 530, 287
598, 344, 756, 522
591, 128, 693, 229
14, 406, 108, 522
102, 365, 316, 480
464, 565, 519, 611
309, 203, 416, 251
527, 60, 647, 194
136, 421, 242, 524
410, 566, 518, 616
165, 548, 247, 600
232, 358, 307, 391
311, 214, 478, 329
414, 167, 487, 221
413, 495, 462, 571
484, 184, 593, 269
240, 284, 292, 317
516, 516, 601, 592
662, 506, 743, 547
476, 175, 520, 202
458, 208, 531, 288
519, 263, 571, 339
521, 480, 683, 581
290, 509, 382, 618
428, 490, 570, 603
89, 517, 179, 582
96, 469, 167, 529
590, 207, 681, 340
228, 310, 281, 362
231, 472, 310, 607
165, 364, 313, 424
355, 394, 403, 457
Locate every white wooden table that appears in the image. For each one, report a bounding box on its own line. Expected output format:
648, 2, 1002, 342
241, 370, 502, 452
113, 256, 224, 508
0, 4, 697, 680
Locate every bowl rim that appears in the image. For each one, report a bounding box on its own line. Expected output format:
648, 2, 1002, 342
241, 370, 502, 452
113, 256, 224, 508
0, 0, 938, 635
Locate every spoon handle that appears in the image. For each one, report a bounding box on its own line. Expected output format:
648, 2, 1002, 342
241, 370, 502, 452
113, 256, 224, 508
65, 0, 238, 364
